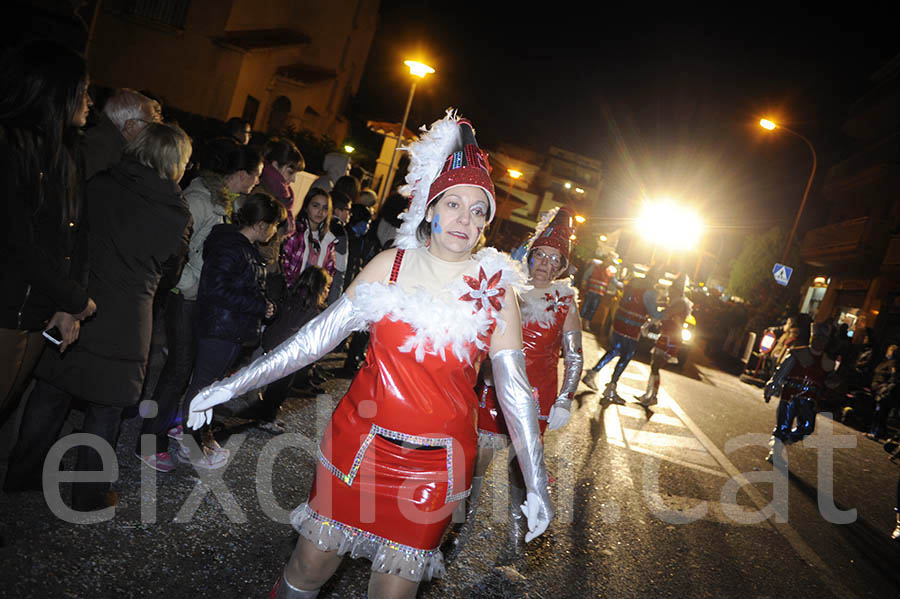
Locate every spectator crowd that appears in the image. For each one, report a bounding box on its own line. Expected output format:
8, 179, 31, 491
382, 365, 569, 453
0, 40, 403, 513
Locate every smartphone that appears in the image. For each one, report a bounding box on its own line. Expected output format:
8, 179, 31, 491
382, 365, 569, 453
43, 326, 63, 346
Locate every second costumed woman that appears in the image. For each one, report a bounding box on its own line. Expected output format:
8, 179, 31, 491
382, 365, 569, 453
449, 208, 583, 560
185, 110, 553, 599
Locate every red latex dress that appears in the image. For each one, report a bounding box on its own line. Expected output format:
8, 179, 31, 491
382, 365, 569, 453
291, 247, 522, 581
477, 281, 575, 445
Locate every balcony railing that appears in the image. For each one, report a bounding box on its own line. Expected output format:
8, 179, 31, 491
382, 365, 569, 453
800, 216, 870, 266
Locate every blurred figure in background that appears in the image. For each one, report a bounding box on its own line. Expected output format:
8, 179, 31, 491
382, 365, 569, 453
866, 344, 897, 441
242, 266, 331, 434
764, 322, 839, 463
138, 138, 261, 469
5, 122, 192, 507
178, 193, 285, 469
83, 87, 162, 180
254, 137, 304, 303
225, 117, 251, 146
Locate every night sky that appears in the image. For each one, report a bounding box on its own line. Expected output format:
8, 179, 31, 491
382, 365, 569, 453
354, 3, 899, 262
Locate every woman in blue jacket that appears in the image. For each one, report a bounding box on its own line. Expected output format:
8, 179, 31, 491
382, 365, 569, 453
178, 193, 286, 469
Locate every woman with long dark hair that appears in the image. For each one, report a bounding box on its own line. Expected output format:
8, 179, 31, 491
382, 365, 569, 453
280, 188, 339, 291
0, 40, 96, 430
5, 122, 192, 510
138, 137, 262, 471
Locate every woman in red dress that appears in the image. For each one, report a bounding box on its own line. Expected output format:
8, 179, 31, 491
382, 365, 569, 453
454, 208, 583, 560
186, 111, 553, 599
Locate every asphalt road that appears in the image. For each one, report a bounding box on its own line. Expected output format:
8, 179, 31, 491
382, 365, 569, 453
1, 329, 898, 598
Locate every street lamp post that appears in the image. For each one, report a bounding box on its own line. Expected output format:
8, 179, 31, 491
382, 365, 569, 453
379, 60, 435, 205
760, 118, 818, 265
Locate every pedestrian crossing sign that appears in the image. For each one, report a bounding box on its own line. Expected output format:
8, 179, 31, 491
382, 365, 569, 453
772, 263, 792, 286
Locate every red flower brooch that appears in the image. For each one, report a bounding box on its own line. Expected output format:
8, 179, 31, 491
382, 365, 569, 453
543, 290, 569, 314
460, 267, 505, 313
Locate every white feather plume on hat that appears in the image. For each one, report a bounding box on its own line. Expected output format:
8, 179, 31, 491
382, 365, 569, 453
395, 108, 462, 249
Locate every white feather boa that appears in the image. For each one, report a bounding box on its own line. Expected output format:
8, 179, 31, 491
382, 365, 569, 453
395, 109, 462, 250
519, 280, 578, 329
351, 248, 528, 363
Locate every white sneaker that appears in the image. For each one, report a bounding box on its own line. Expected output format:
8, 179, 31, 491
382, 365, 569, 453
176, 442, 229, 470
167, 425, 184, 442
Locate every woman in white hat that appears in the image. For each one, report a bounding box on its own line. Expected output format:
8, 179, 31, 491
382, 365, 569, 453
186, 110, 553, 599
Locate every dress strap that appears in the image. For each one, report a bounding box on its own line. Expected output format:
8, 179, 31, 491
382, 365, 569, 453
389, 249, 405, 284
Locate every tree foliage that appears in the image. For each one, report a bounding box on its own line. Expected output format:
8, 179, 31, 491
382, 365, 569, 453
727, 227, 787, 300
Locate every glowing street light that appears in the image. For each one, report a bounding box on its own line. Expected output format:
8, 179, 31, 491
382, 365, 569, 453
343, 144, 355, 154
575, 214, 586, 224
380, 59, 436, 204
404, 60, 435, 78
599, 234, 608, 242
637, 200, 704, 251
507, 168, 523, 179
759, 116, 818, 264
564, 182, 572, 189
575, 187, 584, 194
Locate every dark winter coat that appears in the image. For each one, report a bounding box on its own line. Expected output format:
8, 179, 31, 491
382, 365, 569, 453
82, 112, 127, 181
1, 128, 90, 331
195, 223, 268, 344
36, 158, 191, 407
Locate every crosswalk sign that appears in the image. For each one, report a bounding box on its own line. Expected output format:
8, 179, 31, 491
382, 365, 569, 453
772, 263, 792, 286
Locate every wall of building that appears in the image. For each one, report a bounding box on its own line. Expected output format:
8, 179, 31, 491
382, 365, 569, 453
89, 0, 378, 141
89, 0, 243, 118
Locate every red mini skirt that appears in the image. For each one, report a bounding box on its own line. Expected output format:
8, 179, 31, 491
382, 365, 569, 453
307, 434, 460, 552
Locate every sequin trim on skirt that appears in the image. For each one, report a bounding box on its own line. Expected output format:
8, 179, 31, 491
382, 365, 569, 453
291, 503, 447, 582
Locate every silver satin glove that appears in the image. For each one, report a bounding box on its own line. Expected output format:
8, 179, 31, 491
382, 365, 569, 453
492, 348, 554, 541
554, 330, 583, 410
764, 353, 796, 404
187, 295, 364, 429
548, 330, 582, 430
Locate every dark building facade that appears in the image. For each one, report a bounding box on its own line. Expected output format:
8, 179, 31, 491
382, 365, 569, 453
800, 54, 900, 346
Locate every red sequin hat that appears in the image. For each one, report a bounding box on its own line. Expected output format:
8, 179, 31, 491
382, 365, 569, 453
396, 110, 496, 249
427, 119, 495, 214
530, 207, 573, 266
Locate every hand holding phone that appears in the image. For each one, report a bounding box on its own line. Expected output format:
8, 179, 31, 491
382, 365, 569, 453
43, 326, 63, 346
44, 312, 80, 351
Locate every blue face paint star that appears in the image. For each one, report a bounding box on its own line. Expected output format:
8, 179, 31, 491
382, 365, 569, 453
432, 213, 442, 233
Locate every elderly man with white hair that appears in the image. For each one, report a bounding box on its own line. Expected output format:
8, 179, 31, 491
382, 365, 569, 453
83, 88, 162, 180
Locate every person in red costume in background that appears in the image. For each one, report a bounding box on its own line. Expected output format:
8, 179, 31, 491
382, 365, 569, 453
185, 110, 553, 599
635, 273, 692, 408
448, 207, 583, 562
764, 321, 839, 463
582, 266, 664, 404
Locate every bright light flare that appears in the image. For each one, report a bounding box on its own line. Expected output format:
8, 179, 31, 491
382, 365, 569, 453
564, 182, 572, 189
507, 169, 523, 179
599, 234, 608, 242
344, 145, 355, 153
575, 214, 586, 224
637, 201, 704, 250
760, 118, 777, 130
404, 60, 435, 78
